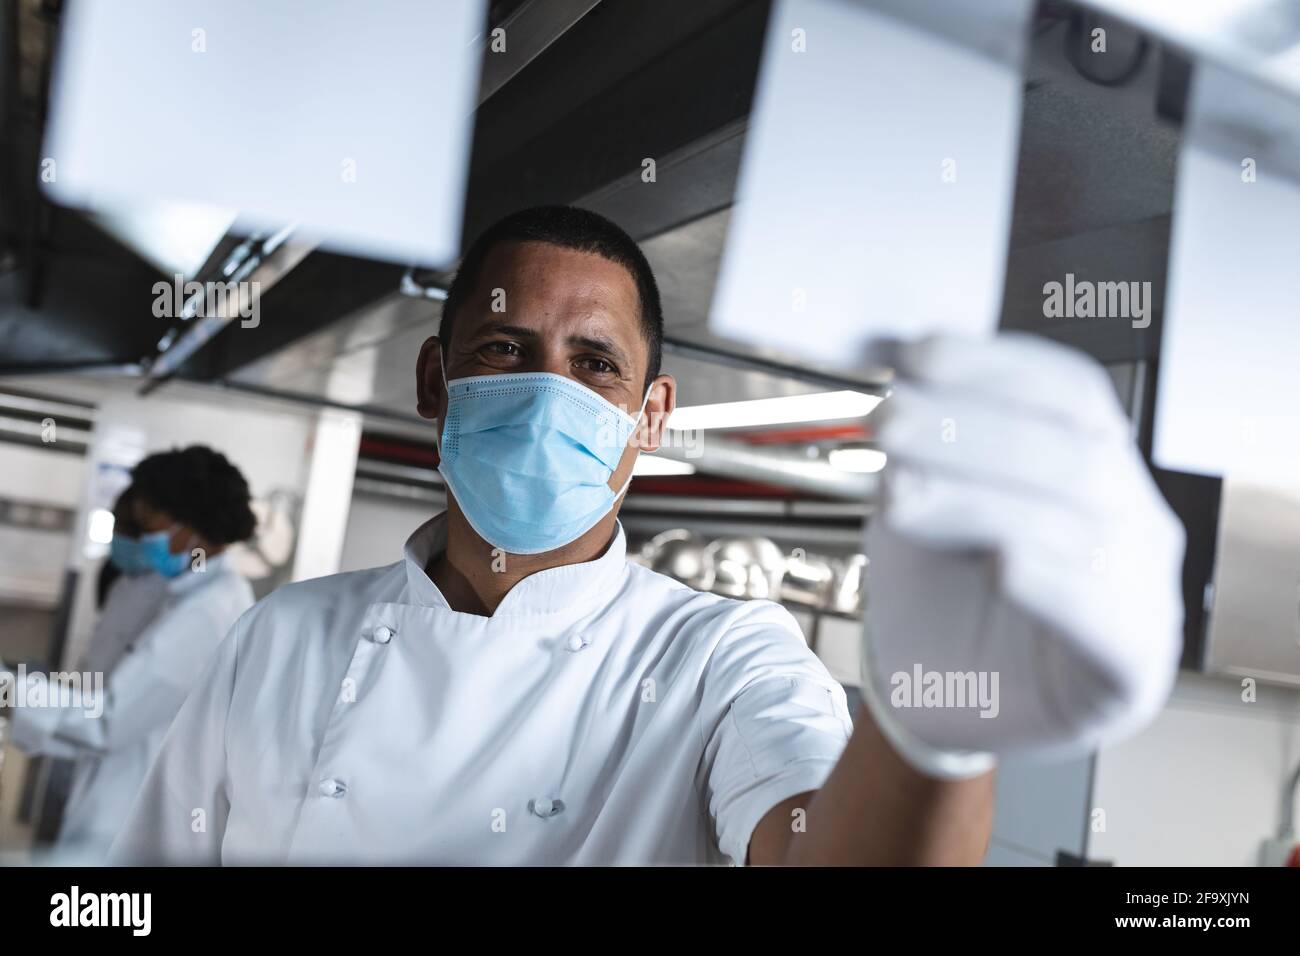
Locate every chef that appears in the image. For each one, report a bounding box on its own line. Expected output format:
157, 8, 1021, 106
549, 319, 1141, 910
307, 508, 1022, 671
7, 446, 257, 861
87, 487, 169, 679
110, 206, 1184, 865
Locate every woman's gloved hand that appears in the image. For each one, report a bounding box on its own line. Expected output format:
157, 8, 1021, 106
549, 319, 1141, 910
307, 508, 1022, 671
861, 333, 1186, 776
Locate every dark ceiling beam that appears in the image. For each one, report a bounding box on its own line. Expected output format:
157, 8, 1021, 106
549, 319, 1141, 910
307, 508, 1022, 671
195, 251, 405, 381
476, 0, 604, 105
461, 0, 768, 243
1000, 215, 1171, 364
0, 208, 176, 370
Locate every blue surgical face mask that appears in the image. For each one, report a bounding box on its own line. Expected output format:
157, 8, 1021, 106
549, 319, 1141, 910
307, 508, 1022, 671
437, 367, 650, 555
138, 528, 193, 579
109, 535, 152, 576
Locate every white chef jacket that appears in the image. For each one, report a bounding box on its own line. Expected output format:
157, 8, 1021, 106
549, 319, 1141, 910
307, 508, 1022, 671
8, 556, 253, 861
81, 571, 168, 677
111, 514, 853, 866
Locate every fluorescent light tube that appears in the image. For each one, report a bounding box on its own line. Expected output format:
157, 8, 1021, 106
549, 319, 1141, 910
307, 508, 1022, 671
668, 391, 881, 431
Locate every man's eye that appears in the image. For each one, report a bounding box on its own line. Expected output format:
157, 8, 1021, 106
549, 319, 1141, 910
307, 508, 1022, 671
484, 341, 522, 357
577, 357, 615, 374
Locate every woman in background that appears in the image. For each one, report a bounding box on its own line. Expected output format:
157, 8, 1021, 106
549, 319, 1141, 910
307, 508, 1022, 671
83, 487, 168, 677
5, 446, 257, 862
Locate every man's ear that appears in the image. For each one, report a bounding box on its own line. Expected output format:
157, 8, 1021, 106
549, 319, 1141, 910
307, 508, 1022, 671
637, 374, 677, 453
415, 336, 445, 422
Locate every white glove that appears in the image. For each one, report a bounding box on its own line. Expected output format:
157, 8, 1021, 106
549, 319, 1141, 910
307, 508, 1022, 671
861, 333, 1185, 776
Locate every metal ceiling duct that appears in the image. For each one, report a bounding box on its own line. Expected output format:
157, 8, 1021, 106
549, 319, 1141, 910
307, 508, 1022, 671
139, 229, 313, 392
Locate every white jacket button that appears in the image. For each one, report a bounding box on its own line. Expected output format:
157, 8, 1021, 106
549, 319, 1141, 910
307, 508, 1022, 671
318, 778, 347, 798
565, 635, 588, 652
373, 625, 394, 644
530, 797, 564, 818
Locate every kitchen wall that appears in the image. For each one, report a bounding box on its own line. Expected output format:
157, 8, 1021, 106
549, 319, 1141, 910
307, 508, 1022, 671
339, 492, 436, 573
72, 381, 315, 664
0, 442, 86, 617
0, 374, 318, 668
1090, 671, 1300, 866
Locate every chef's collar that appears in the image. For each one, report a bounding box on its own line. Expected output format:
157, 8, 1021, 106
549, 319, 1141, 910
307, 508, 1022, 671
402, 512, 629, 619
167, 552, 228, 596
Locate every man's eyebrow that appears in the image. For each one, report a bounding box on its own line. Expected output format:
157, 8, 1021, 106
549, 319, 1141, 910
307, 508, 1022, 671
463, 322, 541, 343
568, 333, 629, 366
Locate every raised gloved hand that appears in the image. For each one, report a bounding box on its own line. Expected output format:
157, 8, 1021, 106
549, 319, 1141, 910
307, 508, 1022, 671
860, 333, 1185, 776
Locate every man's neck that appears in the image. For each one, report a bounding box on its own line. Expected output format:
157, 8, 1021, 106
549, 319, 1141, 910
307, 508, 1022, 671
427, 505, 619, 616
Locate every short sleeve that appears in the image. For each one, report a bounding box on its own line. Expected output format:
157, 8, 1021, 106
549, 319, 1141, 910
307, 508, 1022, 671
698, 601, 854, 864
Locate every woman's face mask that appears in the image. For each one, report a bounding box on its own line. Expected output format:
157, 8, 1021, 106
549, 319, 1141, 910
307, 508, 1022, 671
137, 527, 194, 578
437, 367, 650, 555
108, 535, 153, 576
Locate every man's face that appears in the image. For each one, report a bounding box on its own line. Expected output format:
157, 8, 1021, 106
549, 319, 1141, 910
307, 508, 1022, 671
441, 240, 648, 411
416, 240, 676, 486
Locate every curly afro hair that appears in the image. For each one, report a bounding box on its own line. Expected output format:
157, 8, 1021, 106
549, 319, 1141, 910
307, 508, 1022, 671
130, 445, 257, 546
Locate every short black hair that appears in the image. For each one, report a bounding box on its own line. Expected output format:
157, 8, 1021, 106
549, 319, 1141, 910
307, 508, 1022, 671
130, 446, 256, 546
440, 206, 664, 390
